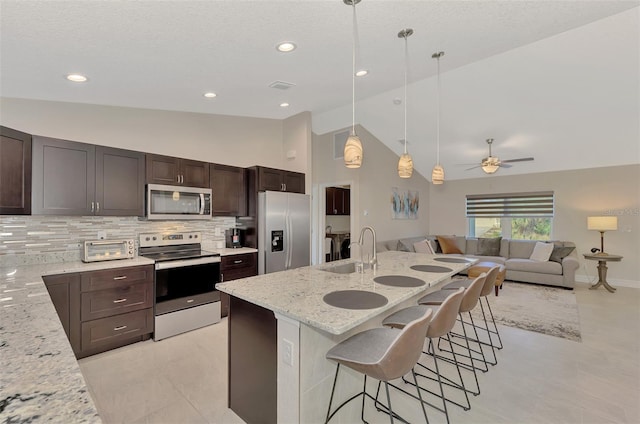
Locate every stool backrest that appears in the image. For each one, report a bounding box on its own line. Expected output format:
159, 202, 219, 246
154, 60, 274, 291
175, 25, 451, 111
459, 273, 486, 313
479, 266, 501, 297
426, 287, 465, 339
377, 308, 433, 381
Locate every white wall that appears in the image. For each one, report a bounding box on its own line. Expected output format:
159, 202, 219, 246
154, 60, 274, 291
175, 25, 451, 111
312, 125, 431, 244
428, 164, 640, 284
283, 111, 312, 193
0, 97, 295, 170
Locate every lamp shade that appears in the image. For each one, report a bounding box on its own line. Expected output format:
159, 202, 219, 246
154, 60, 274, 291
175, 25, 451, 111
587, 216, 618, 231
431, 164, 444, 184
344, 134, 363, 168
398, 153, 413, 178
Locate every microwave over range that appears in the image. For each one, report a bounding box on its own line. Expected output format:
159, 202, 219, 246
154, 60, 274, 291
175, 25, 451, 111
146, 184, 212, 220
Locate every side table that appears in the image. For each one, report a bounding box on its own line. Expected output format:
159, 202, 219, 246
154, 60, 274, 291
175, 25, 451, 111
583, 253, 623, 293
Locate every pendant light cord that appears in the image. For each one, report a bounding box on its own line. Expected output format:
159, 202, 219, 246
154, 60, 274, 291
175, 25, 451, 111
436, 53, 441, 165
351, 1, 357, 135
403, 35, 408, 154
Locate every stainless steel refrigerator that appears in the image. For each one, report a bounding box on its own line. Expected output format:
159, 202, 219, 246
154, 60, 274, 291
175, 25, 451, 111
258, 191, 310, 274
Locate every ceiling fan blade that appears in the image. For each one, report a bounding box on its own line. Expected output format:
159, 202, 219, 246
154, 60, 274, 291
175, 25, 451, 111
500, 163, 512, 168
501, 157, 534, 163
465, 165, 481, 171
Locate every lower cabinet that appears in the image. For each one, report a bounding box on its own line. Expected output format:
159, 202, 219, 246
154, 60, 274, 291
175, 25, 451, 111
220, 252, 258, 317
44, 264, 154, 359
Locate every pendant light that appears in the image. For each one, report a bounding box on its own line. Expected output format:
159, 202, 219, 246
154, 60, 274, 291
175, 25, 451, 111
343, 0, 363, 169
431, 51, 445, 184
397, 28, 413, 178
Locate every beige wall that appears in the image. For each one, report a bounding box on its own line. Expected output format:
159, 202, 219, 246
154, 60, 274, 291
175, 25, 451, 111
312, 125, 431, 244
428, 164, 640, 283
0, 97, 298, 171
283, 111, 312, 193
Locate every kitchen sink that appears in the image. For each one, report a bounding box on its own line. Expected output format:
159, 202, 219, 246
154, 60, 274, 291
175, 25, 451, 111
320, 262, 369, 274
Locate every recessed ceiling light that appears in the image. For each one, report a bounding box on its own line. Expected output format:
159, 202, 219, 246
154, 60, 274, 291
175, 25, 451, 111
66, 74, 88, 82
276, 42, 297, 52
203, 92, 217, 98
280, 102, 290, 108
355, 69, 368, 77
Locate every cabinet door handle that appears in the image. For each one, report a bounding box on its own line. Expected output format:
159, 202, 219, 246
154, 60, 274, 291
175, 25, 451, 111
284, 183, 287, 191
91, 202, 95, 213
177, 175, 180, 183
186, 299, 194, 303
180, 175, 184, 184
233, 260, 243, 264
113, 325, 127, 331
96, 202, 100, 213
113, 276, 127, 280
221, 273, 224, 282
113, 298, 127, 303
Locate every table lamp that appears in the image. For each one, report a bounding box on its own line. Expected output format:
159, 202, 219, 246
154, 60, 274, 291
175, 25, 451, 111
587, 216, 618, 255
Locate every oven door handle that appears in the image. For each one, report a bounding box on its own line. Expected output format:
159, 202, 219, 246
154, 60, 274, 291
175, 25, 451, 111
155, 256, 221, 270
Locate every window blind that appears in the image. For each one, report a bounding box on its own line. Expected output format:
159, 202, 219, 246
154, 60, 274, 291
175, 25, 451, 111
466, 191, 554, 218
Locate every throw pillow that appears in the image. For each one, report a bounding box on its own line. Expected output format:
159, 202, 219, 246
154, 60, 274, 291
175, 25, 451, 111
529, 241, 554, 262
436, 235, 463, 255
549, 246, 575, 263
414, 239, 435, 254
477, 237, 502, 256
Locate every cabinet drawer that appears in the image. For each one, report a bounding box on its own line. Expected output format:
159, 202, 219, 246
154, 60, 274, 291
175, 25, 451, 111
223, 267, 257, 282
222, 253, 256, 271
81, 308, 153, 351
81, 283, 153, 321
81, 265, 153, 292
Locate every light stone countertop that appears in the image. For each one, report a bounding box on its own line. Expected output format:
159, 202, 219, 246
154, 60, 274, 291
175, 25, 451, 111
214, 247, 258, 256
217, 251, 474, 335
0, 257, 154, 423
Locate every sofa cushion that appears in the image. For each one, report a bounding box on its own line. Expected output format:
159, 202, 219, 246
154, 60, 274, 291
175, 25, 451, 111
413, 239, 434, 254
465, 238, 478, 255
549, 245, 576, 263
437, 235, 463, 254
465, 255, 506, 265
509, 240, 537, 259
506, 258, 562, 275
398, 237, 427, 253
477, 237, 502, 256
529, 241, 554, 262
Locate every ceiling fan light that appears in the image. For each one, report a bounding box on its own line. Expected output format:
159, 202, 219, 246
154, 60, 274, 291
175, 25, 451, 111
398, 153, 413, 178
344, 134, 363, 168
481, 161, 500, 174
431, 164, 444, 184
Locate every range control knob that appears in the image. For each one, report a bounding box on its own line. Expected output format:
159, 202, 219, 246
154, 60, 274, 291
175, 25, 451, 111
145, 237, 150, 241
152, 236, 157, 241
194, 234, 198, 239
189, 235, 193, 239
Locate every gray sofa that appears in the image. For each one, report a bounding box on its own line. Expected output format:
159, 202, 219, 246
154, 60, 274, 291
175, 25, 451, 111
377, 236, 579, 289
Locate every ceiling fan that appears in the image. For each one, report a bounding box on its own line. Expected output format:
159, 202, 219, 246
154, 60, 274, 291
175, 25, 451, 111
466, 138, 534, 174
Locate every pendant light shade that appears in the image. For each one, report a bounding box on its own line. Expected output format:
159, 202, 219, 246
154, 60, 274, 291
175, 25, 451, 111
432, 51, 445, 184
431, 164, 444, 184
344, 0, 363, 169
344, 132, 363, 168
397, 28, 413, 178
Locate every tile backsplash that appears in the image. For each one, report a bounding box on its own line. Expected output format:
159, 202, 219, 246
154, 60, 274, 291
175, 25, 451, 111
0, 216, 237, 266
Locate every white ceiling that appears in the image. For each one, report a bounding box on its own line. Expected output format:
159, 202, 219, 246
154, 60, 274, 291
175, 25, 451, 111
1, 0, 639, 180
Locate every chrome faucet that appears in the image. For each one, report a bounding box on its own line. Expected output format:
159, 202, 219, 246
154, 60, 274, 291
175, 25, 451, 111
358, 226, 377, 271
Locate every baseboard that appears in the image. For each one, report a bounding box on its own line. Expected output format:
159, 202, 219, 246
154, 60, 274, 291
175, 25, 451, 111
575, 274, 639, 289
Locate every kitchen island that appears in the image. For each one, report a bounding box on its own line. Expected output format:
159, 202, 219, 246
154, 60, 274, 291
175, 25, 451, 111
217, 250, 474, 424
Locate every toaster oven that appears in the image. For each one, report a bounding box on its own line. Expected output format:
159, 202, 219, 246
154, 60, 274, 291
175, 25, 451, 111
81, 239, 135, 263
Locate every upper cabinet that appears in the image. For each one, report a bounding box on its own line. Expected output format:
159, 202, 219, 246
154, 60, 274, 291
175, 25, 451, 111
210, 164, 246, 216
32, 136, 145, 216
326, 187, 350, 216
146, 154, 209, 188
251, 166, 305, 194
0, 126, 32, 215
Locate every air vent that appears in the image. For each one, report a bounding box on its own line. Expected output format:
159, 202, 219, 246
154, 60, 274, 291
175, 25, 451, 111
397, 139, 410, 145
269, 80, 296, 90
333, 130, 349, 160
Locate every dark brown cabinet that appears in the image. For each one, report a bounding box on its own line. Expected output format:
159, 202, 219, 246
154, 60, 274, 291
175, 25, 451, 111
32, 136, 144, 216
220, 252, 258, 317
251, 166, 305, 194
146, 154, 210, 188
43, 264, 154, 358
210, 164, 246, 216
0, 126, 32, 215
326, 187, 350, 215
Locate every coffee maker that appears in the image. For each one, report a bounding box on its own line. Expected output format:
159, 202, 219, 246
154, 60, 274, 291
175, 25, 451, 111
226, 228, 245, 248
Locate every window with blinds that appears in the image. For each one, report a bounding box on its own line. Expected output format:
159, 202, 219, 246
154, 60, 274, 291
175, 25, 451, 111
466, 191, 554, 218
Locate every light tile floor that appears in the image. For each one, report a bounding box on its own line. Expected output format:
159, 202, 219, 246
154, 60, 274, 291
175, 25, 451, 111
79, 282, 640, 424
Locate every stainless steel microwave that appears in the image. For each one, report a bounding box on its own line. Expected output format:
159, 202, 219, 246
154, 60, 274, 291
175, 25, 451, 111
146, 184, 212, 220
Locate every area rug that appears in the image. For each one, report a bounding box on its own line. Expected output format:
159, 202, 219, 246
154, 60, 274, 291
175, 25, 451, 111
473, 281, 582, 342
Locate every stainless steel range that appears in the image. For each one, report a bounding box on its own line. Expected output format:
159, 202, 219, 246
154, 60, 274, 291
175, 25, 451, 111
139, 231, 221, 341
